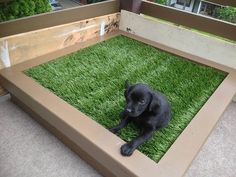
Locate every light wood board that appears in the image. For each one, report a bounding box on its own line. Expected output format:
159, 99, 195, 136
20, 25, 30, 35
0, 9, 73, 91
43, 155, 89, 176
0, 13, 120, 96
119, 10, 236, 69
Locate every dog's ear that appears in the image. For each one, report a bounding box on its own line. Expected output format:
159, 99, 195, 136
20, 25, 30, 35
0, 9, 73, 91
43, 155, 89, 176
149, 93, 160, 113
124, 80, 133, 98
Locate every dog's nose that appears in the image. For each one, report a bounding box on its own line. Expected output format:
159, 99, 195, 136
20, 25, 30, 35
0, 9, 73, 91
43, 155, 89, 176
126, 108, 132, 113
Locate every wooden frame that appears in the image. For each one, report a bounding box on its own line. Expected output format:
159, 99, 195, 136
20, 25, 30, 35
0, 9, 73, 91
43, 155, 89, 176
1, 0, 235, 39
0, 12, 120, 95
141, 1, 236, 41
0, 0, 120, 38
0, 13, 120, 70
147, 0, 236, 6
120, 10, 236, 70
204, 0, 236, 6
1, 27, 236, 176
1, 0, 236, 176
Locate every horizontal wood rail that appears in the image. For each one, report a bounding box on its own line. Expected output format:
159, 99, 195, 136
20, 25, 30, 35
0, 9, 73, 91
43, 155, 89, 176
0, 13, 120, 70
0, 0, 86, 4
205, 0, 236, 7
0, 0, 120, 38
141, 1, 236, 41
147, 0, 236, 7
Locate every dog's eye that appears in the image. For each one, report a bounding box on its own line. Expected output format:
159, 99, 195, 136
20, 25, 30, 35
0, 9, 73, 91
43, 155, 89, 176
139, 100, 145, 104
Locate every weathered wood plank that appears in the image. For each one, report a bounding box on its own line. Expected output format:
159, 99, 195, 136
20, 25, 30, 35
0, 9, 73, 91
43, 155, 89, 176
141, 1, 236, 41
0, 13, 119, 96
0, 13, 120, 70
119, 10, 236, 69
146, 0, 236, 7
206, 0, 236, 7
0, 0, 120, 38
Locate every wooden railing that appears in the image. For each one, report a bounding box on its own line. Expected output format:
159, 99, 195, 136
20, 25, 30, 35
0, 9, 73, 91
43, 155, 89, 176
141, 1, 236, 41
205, 0, 236, 6
147, 0, 236, 7
0, 0, 120, 38
1, 0, 235, 40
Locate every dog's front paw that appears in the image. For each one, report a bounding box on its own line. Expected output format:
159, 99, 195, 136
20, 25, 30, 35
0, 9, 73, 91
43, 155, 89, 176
120, 143, 135, 156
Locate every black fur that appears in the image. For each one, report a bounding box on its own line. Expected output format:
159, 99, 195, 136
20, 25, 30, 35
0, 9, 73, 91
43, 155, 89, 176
110, 81, 171, 156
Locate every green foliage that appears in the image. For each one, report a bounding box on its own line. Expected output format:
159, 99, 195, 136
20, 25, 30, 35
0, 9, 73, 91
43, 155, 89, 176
155, 0, 167, 5
25, 35, 226, 162
213, 6, 236, 23
0, 0, 51, 22
87, 0, 106, 4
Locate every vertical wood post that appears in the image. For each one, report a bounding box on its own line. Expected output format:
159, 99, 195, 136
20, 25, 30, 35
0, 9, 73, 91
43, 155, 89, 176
120, 0, 142, 14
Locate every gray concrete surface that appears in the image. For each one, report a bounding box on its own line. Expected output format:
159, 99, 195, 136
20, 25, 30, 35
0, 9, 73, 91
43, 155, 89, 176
0, 95, 101, 177
0, 94, 236, 177
185, 102, 236, 177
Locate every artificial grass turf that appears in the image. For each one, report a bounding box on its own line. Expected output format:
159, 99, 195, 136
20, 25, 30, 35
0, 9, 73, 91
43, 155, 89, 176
25, 35, 226, 162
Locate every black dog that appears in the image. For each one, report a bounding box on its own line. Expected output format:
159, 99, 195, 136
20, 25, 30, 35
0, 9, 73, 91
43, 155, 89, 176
110, 81, 171, 156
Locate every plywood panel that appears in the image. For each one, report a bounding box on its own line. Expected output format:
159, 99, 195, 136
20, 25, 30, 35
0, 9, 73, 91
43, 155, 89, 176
0, 13, 120, 71
141, 1, 236, 41
119, 10, 236, 69
0, 13, 119, 96
0, 0, 120, 38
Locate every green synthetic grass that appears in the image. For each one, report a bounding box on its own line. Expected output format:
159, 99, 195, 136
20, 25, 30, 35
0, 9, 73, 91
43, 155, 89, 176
25, 35, 226, 162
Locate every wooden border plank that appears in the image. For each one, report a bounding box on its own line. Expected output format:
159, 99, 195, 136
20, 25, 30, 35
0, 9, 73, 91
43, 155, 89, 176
205, 0, 236, 7
1, 31, 236, 177
120, 31, 236, 176
119, 10, 236, 69
0, 13, 120, 70
0, 0, 120, 38
0, 32, 160, 177
140, 1, 236, 41
156, 73, 236, 177
146, 0, 236, 7
11, 95, 115, 177
120, 31, 234, 73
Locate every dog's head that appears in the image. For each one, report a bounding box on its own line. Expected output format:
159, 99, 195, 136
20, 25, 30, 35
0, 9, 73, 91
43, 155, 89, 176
124, 81, 159, 117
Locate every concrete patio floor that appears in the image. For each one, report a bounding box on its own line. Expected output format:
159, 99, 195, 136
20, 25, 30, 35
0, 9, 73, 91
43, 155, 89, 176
0, 94, 236, 177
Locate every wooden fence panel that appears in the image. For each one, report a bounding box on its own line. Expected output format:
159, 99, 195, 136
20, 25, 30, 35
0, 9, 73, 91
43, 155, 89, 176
141, 1, 236, 41
0, 0, 120, 38
0, 13, 120, 96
